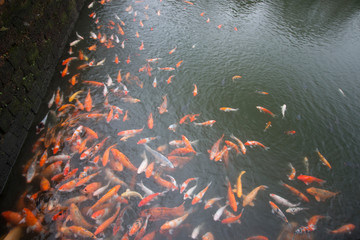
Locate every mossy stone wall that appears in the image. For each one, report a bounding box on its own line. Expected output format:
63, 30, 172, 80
0, 0, 86, 193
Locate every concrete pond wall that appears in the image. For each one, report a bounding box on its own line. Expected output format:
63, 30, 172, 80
0, 0, 86, 193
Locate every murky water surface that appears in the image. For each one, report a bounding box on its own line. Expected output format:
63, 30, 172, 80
1, 0, 360, 239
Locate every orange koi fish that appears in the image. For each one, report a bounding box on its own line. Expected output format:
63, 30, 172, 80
94, 205, 121, 236
22, 208, 44, 233
126, 55, 131, 64
61, 63, 69, 77
169, 46, 177, 54
117, 127, 144, 137
244, 141, 269, 150
117, 24, 124, 35
285, 130, 296, 135
117, 69, 122, 83
192, 182, 211, 205
158, 67, 175, 71
81, 182, 102, 195
316, 148, 331, 169
227, 179, 237, 212
193, 120, 216, 126
209, 134, 224, 160
160, 211, 190, 231
83, 80, 104, 87
225, 140, 240, 154
269, 201, 288, 223
306, 187, 339, 202
220, 107, 239, 112
68, 226, 96, 238
176, 60, 183, 68
243, 185, 268, 207
129, 217, 143, 236
88, 44, 97, 51
236, 171, 246, 198
89, 185, 121, 213
84, 89, 92, 112
62, 57, 77, 66
280, 181, 309, 202
148, 112, 154, 129
123, 110, 129, 122
111, 148, 137, 172
158, 95, 168, 114
139, 41, 144, 50
297, 174, 326, 185
1, 211, 23, 226
166, 75, 175, 84
69, 203, 93, 229
287, 163, 296, 180
193, 84, 198, 96
264, 121, 272, 132
232, 75, 242, 81
256, 106, 276, 117
221, 208, 244, 225
329, 223, 355, 234
180, 177, 198, 194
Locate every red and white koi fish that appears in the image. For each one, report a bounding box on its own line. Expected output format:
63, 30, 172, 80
256, 106, 276, 117
244, 141, 269, 150
192, 182, 211, 205
193, 120, 216, 127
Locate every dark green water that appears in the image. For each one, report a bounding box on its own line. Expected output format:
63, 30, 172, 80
1, 0, 360, 239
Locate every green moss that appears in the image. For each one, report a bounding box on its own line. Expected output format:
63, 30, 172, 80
26, 45, 39, 66
60, 11, 68, 25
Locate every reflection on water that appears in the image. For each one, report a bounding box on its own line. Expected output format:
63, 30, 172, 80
1, 0, 360, 239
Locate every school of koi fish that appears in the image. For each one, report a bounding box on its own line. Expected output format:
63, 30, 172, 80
0, 0, 357, 239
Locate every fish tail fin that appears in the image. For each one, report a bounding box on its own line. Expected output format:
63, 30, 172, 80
264, 147, 270, 151
288, 163, 294, 168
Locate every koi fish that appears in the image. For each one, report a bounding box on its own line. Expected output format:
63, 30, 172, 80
236, 170, 246, 198
213, 204, 228, 221
158, 67, 175, 71
144, 144, 174, 168
256, 106, 276, 117
230, 134, 246, 155
306, 187, 339, 202
227, 180, 237, 212
158, 95, 168, 114
138, 191, 166, 207
84, 89, 92, 112
221, 208, 244, 226
176, 60, 183, 68
169, 46, 177, 54
285, 130, 296, 135
180, 177, 198, 194
167, 75, 175, 84
280, 181, 309, 202
232, 75, 242, 81
193, 84, 198, 96
297, 174, 326, 185
94, 204, 121, 236
244, 141, 269, 150
285, 207, 309, 215
117, 127, 144, 136
329, 223, 355, 234
139, 41, 144, 50
243, 185, 268, 207
160, 211, 190, 231
204, 197, 223, 210
269, 194, 300, 208
316, 148, 331, 169
193, 120, 216, 126
304, 156, 309, 174
269, 201, 288, 223
287, 163, 296, 180
281, 104, 286, 118
69, 203, 93, 229
192, 182, 211, 205
220, 107, 239, 112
